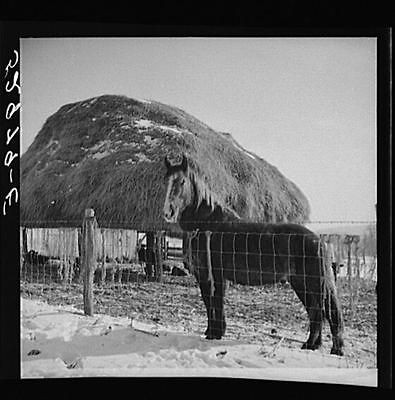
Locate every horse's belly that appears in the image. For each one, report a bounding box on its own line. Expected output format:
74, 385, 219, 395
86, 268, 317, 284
224, 269, 288, 286
220, 254, 288, 286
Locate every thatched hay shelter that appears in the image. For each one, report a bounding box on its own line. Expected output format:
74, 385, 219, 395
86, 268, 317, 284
21, 95, 310, 230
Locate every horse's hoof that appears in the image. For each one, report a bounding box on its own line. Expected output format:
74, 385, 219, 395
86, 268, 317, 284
330, 347, 344, 356
315, 338, 322, 348
301, 342, 320, 351
205, 332, 222, 340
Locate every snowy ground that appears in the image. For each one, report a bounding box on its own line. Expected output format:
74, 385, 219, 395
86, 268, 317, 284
21, 297, 377, 385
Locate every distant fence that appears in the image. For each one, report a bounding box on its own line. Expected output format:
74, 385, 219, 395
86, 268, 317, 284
319, 234, 377, 282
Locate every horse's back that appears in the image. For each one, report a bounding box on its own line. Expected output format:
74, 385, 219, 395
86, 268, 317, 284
195, 222, 320, 257
191, 222, 323, 285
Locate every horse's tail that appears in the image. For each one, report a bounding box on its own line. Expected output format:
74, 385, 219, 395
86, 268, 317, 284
319, 240, 344, 333
318, 239, 334, 316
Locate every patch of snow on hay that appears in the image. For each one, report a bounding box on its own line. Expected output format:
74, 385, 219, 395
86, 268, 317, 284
135, 153, 153, 163
158, 125, 194, 136
158, 125, 183, 134
133, 118, 192, 136
89, 140, 112, 152
45, 139, 59, 148
136, 98, 151, 104
122, 142, 140, 149
143, 135, 161, 146
91, 150, 112, 160
232, 142, 256, 160
134, 119, 153, 129
45, 139, 60, 156
245, 152, 256, 160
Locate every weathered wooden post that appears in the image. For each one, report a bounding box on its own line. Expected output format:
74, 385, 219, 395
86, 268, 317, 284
82, 208, 98, 316
146, 231, 155, 280
21, 227, 28, 277
344, 235, 354, 315
101, 228, 106, 284
353, 235, 361, 305
155, 231, 164, 282
354, 235, 360, 279
77, 228, 82, 283
164, 237, 169, 261
62, 228, 71, 285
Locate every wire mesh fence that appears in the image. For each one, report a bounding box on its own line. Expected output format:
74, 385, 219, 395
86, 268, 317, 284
19, 220, 377, 367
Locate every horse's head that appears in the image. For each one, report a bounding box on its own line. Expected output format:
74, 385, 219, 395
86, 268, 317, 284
163, 155, 194, 223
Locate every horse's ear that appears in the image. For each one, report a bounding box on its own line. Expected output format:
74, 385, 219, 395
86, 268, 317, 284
164, 156, 172, 171
180, 154, 188, 172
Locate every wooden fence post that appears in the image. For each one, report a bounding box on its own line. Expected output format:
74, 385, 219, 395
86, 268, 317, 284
61, 228, 71, 285
77, 229, 82, 283
354, 235, 360, 279
146, 232, 155, 279
101, 228, 106, 284
82, 208, 98, 316
22, 227, 28, 256
21, 227, 28, 276
344, 235, 354, 314
155, 231, 163, 283
164, 237, 168, 261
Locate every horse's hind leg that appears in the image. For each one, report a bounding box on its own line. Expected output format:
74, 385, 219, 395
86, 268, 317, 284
291, 276, 323, 351
324, 281, 345, 356
302, 298, 324, 351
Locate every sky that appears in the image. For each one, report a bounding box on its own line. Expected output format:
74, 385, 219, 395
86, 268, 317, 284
20, 37, 377, 224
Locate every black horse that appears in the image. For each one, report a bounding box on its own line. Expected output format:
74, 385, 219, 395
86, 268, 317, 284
163, 155, 344, 356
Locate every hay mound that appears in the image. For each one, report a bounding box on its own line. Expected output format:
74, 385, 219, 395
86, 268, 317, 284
21, 95, 310, 229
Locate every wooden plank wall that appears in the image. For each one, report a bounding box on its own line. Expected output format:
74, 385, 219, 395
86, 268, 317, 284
22, 227, 138, 261
25, 228, 80, 258
96, 229, 138, 261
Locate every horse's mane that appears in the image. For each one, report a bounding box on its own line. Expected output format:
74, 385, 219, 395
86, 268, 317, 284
186, 167, 241, 221
187, 168, 217, 212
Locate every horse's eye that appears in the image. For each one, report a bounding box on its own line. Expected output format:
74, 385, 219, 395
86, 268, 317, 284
180, 179, 185, 186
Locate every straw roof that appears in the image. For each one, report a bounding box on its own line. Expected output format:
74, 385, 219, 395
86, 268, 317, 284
20, 95, 310, 230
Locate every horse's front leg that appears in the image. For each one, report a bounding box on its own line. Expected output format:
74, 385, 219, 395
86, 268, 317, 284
195, 251, 226, 339
201, 279, 226, 340
198, 280, 215, 337
211, 280, 226, 338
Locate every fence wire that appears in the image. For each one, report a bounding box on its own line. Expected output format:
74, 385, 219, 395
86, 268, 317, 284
19, 221, 377, 367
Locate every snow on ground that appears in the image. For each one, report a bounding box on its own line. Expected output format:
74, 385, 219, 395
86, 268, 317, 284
21, 297, 377, 385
